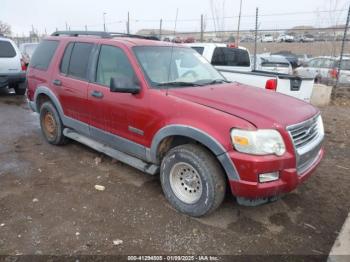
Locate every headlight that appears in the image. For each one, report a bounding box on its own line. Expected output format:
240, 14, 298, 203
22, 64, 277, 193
231, 129, 286, 156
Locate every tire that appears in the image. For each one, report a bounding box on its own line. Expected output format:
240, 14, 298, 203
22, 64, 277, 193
160, 144, 226, 217
39, 101, 67, 145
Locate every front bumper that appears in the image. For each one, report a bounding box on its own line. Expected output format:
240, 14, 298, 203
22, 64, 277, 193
228, 148, 324, 199
0, 72, 26, 88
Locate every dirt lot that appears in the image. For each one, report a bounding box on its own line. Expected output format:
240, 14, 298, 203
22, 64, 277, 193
0, 90, 349, 258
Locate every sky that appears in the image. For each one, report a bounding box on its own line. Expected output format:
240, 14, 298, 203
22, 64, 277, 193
1, 0, 349, 36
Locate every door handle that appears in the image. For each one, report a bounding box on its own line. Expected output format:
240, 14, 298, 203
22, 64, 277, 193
91, 90, 104, 99
52, 79, 62, 86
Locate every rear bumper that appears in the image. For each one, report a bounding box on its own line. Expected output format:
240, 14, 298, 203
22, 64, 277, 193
0, 72, 26, 88
228, 148, 324, 199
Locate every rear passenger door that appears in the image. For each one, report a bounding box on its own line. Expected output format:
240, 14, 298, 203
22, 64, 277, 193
54, 42, 94, 127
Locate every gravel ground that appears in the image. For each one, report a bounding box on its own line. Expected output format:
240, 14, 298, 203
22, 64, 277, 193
0, 90, 349, 258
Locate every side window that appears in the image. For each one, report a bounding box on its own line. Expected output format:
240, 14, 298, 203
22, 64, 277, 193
309, 59, 320, 68
60, 42, 74, 74
68, 42, 93, 80
340, 60, 350, 70
30, 40, 59, 70
191, 46, 204, 55
96, 45, 136, 87
323, 59, 334, 68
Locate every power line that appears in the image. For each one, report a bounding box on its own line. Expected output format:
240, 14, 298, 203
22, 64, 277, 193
124, 9, 348, 23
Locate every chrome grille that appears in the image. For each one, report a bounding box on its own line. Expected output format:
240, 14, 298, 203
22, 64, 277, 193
289, 116, 319, 149
287, 114, 324, 174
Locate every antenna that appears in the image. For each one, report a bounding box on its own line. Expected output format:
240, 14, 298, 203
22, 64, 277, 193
166, 8, 179, 96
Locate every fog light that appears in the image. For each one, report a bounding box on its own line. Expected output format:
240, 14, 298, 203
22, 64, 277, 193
259, 172, 279, 183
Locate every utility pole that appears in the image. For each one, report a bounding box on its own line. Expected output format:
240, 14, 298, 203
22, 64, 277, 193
236, 0, 243, 46
253, 8, 258, 71
200, 14, 204, 42
65, 22, 68, 31
103, 12, 107, 32
127, 12, 130, 34
85, 25, 88, 31
159, 18, 163, 40
335, 5, 350, 90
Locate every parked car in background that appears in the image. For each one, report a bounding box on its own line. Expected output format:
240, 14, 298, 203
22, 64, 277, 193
337, 59, 350, 86
252, 55, 292, 74
297, 54, 312, 66
0, 36, 27, 95
296, 56, 350, 86
261, 34, 274, 42
186, 43, 314, 102
300, 34, 315, 42
277, 34, 294, 42
19, 42, 39, 64
272, 51, 299, 68
27, 31, 324, 217
240, 36, 255, 43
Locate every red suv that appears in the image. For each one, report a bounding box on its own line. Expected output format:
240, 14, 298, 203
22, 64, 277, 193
27, 31, 324, 217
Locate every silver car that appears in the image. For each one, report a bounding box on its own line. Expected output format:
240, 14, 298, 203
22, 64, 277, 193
252, 55, 292, 74
295, 56, 350, 86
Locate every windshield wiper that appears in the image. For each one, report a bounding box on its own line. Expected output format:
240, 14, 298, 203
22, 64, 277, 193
156, 81, 202, 87
204, 79, 232, 85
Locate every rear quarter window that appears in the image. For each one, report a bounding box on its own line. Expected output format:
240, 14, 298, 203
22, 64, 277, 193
212, 47, 250, 67
30, 40, 59, 70
0, 40, 16, 58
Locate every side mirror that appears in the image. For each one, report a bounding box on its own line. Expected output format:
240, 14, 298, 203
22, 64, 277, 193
110, 76, 140, 94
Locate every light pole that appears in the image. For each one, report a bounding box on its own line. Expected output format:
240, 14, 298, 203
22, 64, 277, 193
103, 12, 107, 32
236, 0, 243, 46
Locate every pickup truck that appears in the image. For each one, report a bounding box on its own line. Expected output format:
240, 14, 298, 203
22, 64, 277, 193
27, 31, 324, 217
185, 43, 314, 102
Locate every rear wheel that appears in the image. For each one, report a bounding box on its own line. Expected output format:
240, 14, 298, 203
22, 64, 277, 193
39, 101, 67, 145
160, 144, 226, 217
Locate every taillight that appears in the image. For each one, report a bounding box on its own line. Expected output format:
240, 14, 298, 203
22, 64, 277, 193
21, 57, 27, 71
329, 68, 338, 79
265, 79, 277, 91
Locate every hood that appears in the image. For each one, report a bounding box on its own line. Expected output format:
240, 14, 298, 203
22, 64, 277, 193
168, 83, 318, 129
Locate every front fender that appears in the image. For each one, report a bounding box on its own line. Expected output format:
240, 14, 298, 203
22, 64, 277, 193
149, 124, 240, 180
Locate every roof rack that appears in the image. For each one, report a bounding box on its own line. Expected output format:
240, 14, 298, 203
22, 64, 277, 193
51, 31, 159, 41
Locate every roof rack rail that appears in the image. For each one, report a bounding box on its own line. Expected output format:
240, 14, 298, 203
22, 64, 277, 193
51, 31, 159, 41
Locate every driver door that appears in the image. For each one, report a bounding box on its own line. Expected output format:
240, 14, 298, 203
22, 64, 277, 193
88, 44, 145, 153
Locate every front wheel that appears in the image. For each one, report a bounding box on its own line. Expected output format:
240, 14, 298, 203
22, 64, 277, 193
160, 144, 226, 217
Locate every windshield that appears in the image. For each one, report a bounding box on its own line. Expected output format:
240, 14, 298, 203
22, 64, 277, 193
133, 46, 226, 88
